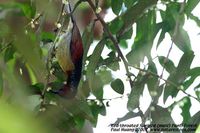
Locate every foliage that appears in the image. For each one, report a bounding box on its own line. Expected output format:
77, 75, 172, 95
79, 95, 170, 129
0, 0, 200, 132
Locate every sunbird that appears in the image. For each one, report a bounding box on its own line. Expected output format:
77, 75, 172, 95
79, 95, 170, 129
54, 3, 83, 98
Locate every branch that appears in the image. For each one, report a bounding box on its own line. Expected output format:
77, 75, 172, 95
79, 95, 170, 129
86, 95, 124, 101
55, 4, 65, 26
130, 65, 200, 102
39, 1, 72, 108
25, 13, 43, 28
86, 0, 133, 87
161, 0, 186, 77
55, 0, 83, 29
86, 0, 199, 127
140, 0, 189, 124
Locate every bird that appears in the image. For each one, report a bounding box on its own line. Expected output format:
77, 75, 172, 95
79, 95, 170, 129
53, 3, 83, 98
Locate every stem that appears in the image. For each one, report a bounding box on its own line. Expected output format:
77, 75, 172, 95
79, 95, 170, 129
56, 4, 65, 25
130, 65, 200, 102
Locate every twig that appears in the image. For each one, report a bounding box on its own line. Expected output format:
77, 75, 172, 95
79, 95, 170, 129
56, 4, 65, 25
86, 0, 133, 87
25, 13, 43, 28
158, 0, 188, 100
55, 0, 82, 31
143, 56, 158, 68
130, 65, 200, 102
69, 0, 82, 15
36, 13, 46, 40
160, 42, 174, 78
140, 0, 189, 124
86, 95, 124, 101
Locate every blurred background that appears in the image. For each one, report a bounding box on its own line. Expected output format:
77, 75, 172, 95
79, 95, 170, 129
0, 0, 200, 133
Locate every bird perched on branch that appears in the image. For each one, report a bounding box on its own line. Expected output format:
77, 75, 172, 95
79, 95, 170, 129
54, 3, 83, 98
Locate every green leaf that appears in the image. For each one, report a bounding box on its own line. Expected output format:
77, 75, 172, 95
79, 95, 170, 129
183, 111, 200, 133
147, 61, 158, 94
44, 99, 94, 132
187, 67, 200, 77
29, 82, 44, 94
161, 3, 190, 52
86, 40, 105, 75
183, 76, 197, 91
97, 68, 113, 85
126, 10, 156, 65
19, 2, 36, 19
176, 51, 194, 78
183, 67, 200, 91
4, 45, 15, 63
188, 13, 200, 27
51, 62, 66, 81
154, 84, 164, 104
99, 103, 106, 116
151, 105, 177, 126
156, 29, 166, 49
87, 39, 106, 99
120, 27, 133, 40
109, 17, 124, 34
179, 97, 191, 123
127, 73, 147, 111
82, 22, 94, 63
91, 75, 104, 99
172, 26, 192, 53
162, 2, 179, 29
0, 2, 36, 19
41, 32, 56, 43
158, 56, 176, 73
188, 111, 200, 125
111, 0, 123, 15
111, 78, 124, 94
194, 84, 200, 99
0, 71, 3, 97
25, 64, 37, 84
119, 39, 128, 49
195, 83, 200, 89
0, 101, 51, 133
115, 0, 158, 36
88, 100, 105, 126
63, 99, 95, 122
114, 111, 139, 124
195, 90, 200, 99
163, 51, 194, 103
196, 125, 200, 133
184, 67, 200, 90
74, 116, 85, 130
0, 22, 10, 37
105, 39, 115, 50
102, 51, 120, 71
14, 33, 45, 81
107, 61, 119, 71
185, 0, 200, 14
77, 80, 90, 99
124, 0, 137, 8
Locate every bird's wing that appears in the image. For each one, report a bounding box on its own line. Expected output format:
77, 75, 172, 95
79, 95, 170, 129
55, 32, 75, 73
